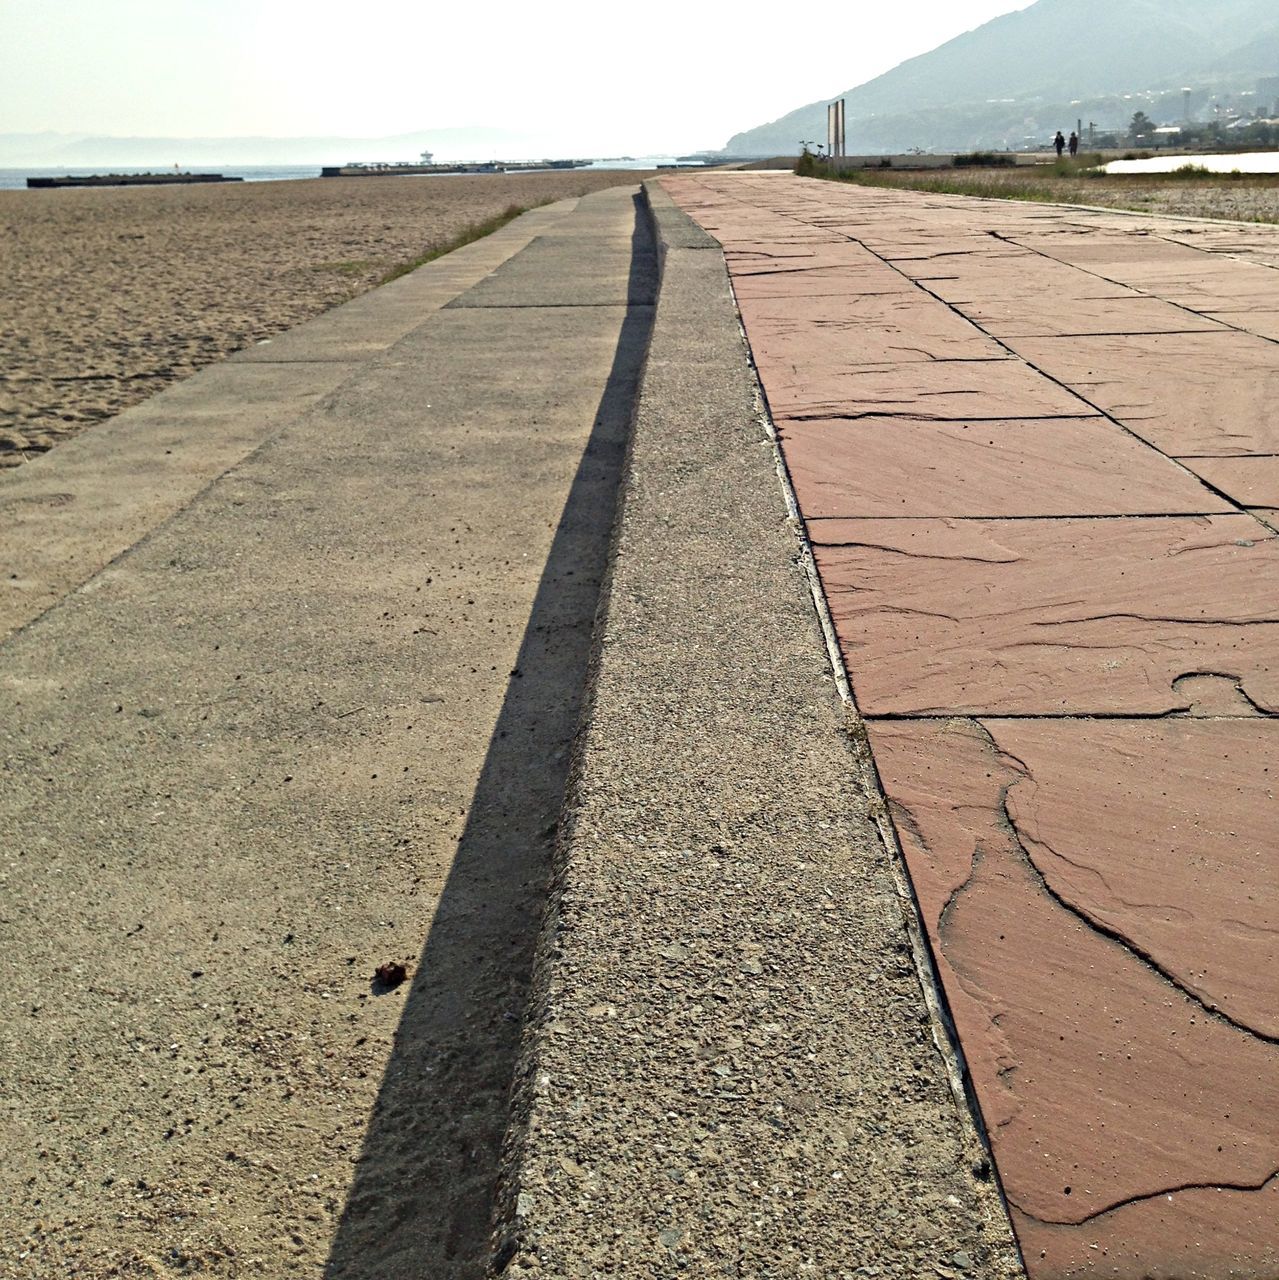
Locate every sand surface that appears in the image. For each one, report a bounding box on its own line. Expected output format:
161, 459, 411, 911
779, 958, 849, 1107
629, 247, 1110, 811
0, 171, 647, 466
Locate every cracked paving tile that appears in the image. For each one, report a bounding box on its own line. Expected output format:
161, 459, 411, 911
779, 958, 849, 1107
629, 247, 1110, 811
894, 259, 1138, 308
954, 294, 1228, 340
868, 717, 1279, 1280
1003, 331, 1279, 458
745, 308, 1010, 371
783, 417, 1228, 520
760, 351, 1091, 423
736, 285, 958, 329
1005, 233, 1224, 273
1177, 456, 1279, 509
1200, 309, 1279, 343
813, 515, 1279, 716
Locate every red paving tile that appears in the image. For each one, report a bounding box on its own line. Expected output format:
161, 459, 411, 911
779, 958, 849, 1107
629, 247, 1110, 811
1003, 332, 1279, 458
869, 718, 1279, 1278
665, 174, 1279, 1277
813, 515, 1279, 716
893, 258, 1137, 307
1181, 456, 1279, 509
737, 290, 999, 366
780, 418, 1228, 519
958, 295, 1227, 340
759, 352, 1091, 423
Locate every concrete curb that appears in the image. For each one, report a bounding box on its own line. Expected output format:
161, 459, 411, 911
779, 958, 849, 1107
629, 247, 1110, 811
488, 185, 1022, 1277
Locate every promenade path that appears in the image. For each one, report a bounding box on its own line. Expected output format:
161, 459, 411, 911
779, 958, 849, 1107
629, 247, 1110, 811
0, 186, 660, 1278
664, 172, 1279, 1279
2, 180, 1020, 1280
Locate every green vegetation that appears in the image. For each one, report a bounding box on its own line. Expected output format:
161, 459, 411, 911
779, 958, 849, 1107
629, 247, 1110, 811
313, 259, 382, 277
794, 146, 826, 178
1167, 163, 1249, 180
827, 167, 1070, 204
379, 203, 542, 285
804, 160, 1279, 226
953, 152, 1015, 168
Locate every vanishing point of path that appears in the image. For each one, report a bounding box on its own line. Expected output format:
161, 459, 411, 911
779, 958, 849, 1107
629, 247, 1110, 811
665, 172, 1279, 1278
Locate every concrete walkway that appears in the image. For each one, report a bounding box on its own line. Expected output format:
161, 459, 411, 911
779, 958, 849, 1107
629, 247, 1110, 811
0, 173, 1033, 1280
664, 172, 1279, 1279
2, 176, 1020, 1280
492, 185, 1019, 1279
0, 186, 657, 1278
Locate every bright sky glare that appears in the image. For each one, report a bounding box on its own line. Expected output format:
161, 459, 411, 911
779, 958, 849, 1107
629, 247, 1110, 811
2, 0, 1034, 155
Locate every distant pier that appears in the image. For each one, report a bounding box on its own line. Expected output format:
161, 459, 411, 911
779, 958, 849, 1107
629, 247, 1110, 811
320, 159, 589, 178
27, 173, 244, 189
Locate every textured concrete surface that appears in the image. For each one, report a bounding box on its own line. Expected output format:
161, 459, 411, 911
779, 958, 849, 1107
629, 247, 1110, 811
666, 172, 1279, 1279
0, 187, 653, 1279
492, 182, 1021, 1278
0, 199, 582, 641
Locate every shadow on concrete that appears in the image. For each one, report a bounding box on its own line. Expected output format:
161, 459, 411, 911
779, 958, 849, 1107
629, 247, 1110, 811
323, 194, 657, 1280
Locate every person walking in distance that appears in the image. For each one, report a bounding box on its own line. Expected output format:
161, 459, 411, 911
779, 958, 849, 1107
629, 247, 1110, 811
1068, 130, 1079, 158
1054, 130, 1066, 158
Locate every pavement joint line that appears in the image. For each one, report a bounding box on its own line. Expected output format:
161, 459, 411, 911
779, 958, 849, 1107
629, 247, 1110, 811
866, 711, 1275, 722
809, 224, 1261, 520
719, 246, 1023, 1258
806, 511, 1243, 523
992, 229, 1279, 348
0, 399, 305, 651
780, 410, 1100, 423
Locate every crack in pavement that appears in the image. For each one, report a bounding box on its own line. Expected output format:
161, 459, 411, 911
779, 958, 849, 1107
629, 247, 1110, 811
972, 722, 1279, 1046
1006, 1165, 1279, 1230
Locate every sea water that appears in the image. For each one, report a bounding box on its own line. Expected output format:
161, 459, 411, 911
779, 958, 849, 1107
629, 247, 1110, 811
0, 158, 691, 191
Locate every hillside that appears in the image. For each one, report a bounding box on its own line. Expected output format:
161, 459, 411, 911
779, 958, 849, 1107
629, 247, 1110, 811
727, 0, 1279, 154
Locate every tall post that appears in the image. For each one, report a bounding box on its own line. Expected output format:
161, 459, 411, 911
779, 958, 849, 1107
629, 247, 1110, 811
828, 97, 847, 164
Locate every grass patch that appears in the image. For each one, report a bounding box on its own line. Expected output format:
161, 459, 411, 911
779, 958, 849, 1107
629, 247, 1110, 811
821, 167, 1069, 204
1164, 163, 1249, 180
953, 151, 1015, 168
807, 160, 1279, 224
378, 203, 543, 285
313, 259, 383, 276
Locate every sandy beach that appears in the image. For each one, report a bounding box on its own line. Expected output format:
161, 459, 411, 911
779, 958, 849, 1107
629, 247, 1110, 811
0, 170, 649, 466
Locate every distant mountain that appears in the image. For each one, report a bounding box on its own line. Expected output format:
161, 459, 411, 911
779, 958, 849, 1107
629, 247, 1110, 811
727, 0, 1279, 154
1211, 26, 1279, 80
0, 128, 538, 168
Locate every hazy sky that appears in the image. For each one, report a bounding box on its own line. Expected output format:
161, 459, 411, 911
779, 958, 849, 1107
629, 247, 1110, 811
3, 0, 1034, 155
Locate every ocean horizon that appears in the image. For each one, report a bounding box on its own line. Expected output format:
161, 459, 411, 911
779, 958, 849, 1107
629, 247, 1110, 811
0, 158, 695, 191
